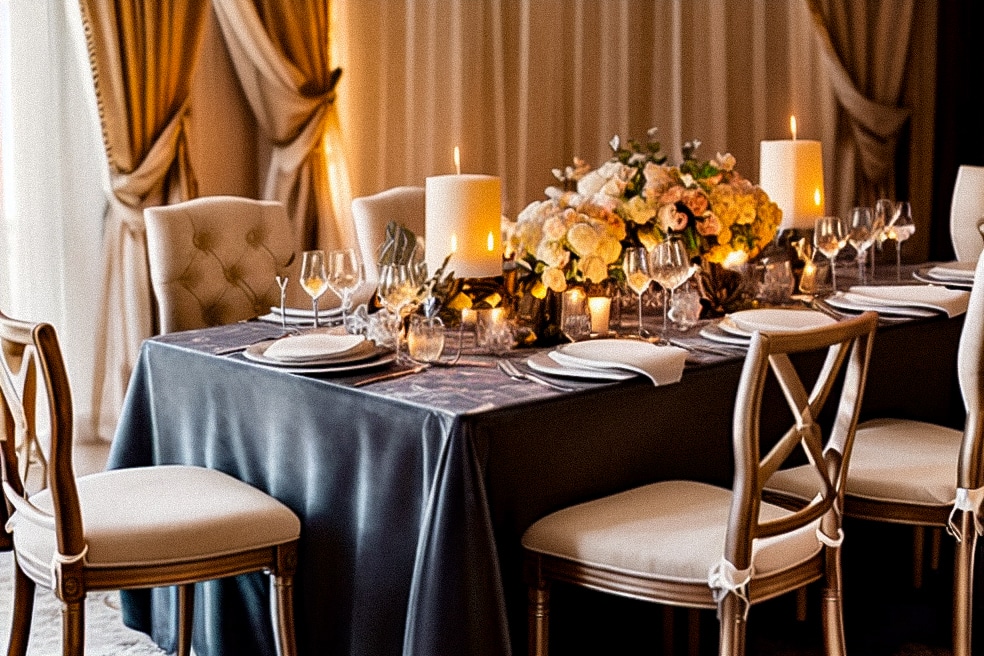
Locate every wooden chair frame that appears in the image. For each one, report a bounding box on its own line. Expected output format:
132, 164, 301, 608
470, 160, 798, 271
525, 311, 878, 656
0, 310, 298, 656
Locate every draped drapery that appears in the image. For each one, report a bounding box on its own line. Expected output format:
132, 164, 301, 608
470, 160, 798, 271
212, 0, 355, 253
806, 0, 915, 223
80, 0, 209, 436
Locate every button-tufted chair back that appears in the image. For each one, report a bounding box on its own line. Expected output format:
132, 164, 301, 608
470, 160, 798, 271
352, 186, 425, 288
145, 196, 296, 334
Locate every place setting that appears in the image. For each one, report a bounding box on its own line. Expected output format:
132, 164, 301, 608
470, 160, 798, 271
911, 260, 977, 290
699, 307, 838, 348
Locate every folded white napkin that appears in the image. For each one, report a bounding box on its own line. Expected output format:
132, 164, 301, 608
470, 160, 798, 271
725, 308, 835, 335
270, 305, 342, 318
847, 284, 971, 318
550, 339, 687, 386
928, 262, 976, 282
263, 333, 367, 362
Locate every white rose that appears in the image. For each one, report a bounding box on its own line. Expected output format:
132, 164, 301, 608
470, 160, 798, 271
536, 241, 570, 269
542, 267, 568, 293
566, 222, 600, 257
543, 215, 567, 241
579, 255, 608, 283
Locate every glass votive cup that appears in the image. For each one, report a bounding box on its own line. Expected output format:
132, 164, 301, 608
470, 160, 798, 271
407, 315, 445, 362
668, 287, 702, 331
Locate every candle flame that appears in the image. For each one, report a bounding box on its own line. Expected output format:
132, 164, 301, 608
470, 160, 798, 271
453, 146, 461, 175
487, 231, 495, 252
790, 116, 797, 140
814, 187, 822, 207
450, 233, 458, 253
723, 250, 748, 270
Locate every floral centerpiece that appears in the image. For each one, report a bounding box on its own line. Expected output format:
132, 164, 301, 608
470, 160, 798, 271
504, 129, 782, 315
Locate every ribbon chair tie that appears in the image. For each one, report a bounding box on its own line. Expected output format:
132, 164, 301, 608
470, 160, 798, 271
708, 558, 752, 620
947, 486, 984, 542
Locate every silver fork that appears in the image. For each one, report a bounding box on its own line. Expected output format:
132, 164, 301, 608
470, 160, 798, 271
497, 359, 574, 392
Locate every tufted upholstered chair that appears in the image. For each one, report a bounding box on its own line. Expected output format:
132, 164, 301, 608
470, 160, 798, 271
0, 309, 301, 656
766, 251, 984, 656
523, 312, 878, 656
144, 196, 297, 334
351, 186, 425, 288
950, 165, 984, 263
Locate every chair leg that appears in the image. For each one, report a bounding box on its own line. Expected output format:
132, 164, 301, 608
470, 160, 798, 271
930, 527, 942, 572
820, 545, 847, 656
61, 598, 85, 656
687, 608, 701, 656
176, 584, 194, 656
951, 510, 977, 656
271, 574, 297, 656
6, 561, 35, 656
662, 606, 675, 655
528, 578, 550, 656
912, 525, 925, 588
717, 593, 746, 656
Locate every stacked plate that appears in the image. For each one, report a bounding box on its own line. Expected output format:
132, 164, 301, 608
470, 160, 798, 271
258, 305, 344, 326
527, 338, 687, 386
699, 308, 836, 346
912, 261, 976, 290
243, 332, 393, 373
825, 284, 970, 318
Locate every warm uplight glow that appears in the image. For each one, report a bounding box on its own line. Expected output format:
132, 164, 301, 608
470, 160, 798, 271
790, 115, 797, 141
814, 188, 822, 207
487, 231, 495, 252
723, 250, 748, 270
454, 146, 461, 175
450, 234, 458, 253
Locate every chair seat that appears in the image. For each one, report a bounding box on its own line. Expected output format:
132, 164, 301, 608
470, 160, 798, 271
766, 418, 962, 508
522, 480, 821, 584
8, 465, 300, 581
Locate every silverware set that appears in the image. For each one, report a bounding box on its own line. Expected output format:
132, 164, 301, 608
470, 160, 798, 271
496, 359, 574, 392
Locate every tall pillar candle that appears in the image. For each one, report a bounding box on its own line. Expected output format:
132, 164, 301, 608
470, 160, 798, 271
759, 139, 825, 231
425, 174, 503, 278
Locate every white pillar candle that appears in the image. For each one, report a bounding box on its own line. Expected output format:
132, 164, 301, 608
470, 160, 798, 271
587, 296, 611, 334
425, 174, 503, 278
759, 120, 825, 231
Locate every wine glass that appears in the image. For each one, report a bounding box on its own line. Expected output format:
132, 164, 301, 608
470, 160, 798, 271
300, 250, 328, 329
872, 198, 893, 280
888, 201, 915, 282
649, 239, 695, 338
848, 207, 876, 284
814, 216, 846, 293
327, 248, 364, 324
377, 263, 422, 362
622, 247, 651, 339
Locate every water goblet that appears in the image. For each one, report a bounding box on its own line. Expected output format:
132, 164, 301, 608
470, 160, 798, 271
848, 206, 875, 284
888, 201, 915, 282
814, 216, 846, 293
377, 263, 422, 362
872, 198, 893, 280
649, 239, 695, 339
622, 246, 651, 339
300, 250, 328, 329
327, 248, 364, 324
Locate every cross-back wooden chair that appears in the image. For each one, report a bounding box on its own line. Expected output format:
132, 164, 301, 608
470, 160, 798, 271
767, 251, 984, 656
522, 311, 878, 656
0, 310, 301, 656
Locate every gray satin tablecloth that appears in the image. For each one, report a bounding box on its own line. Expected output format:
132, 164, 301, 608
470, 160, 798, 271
108, 315, 965, 656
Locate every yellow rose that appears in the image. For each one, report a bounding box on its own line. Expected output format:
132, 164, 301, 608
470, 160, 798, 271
624, 195, 656, 225
542, 267, 568, 293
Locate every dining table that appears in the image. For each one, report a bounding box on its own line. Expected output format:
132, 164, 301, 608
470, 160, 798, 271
107, 275, 968, 656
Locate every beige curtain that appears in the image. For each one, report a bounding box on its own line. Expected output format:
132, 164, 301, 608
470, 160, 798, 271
807, 0, 934, 260
212, 0, 355, 253
335, 0, 829, 219
80, 0, 209, 436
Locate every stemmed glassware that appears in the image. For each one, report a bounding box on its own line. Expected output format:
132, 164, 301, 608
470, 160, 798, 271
622, 247, 652, 339
848, 207, 876, 284
888, 201, 915, 282
377, 263, 423, 363
649, 239, 695, 339
327, 248, 364, 324
872, 199, 893, 280
814, 216, 847, 293
300, 250, 328, 329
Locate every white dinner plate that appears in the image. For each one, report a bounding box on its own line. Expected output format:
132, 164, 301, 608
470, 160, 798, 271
262, 333, 368, 362
243, 353, 396, 375
699, 323, 751, 346
845, 284, 970, 317
724, 308, 836, 335
243, 340, 388, 367
270, 305, 344, 318
552, 339, 687, 386
826, 293, 938, 318
912, 267, 974, 290
528, 351, 634, 381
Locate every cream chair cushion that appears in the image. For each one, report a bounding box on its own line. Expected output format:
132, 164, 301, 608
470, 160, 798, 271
950, 164, 984, 263
351, 186, 426, 288
145, 196, 296, 333
523, 480, 821, 584
8, 465, 301, 587
766, 417, 962, 508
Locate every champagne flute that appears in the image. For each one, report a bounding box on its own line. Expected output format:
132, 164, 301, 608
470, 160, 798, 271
848, 207, 875, 284
649, 239, 694, 338
888, 201, 915, 282
872, 199, 893, 280
814, 216, 846, 293
377, 263, 421, 362
622, 247, 651, 339
300, 250, 328, 329
327, 248, 364, 324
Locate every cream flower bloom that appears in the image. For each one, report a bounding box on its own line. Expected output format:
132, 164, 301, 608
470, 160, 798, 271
566, 222, 600, 257
542, 266, 568, 292
579, 255, 608, 283
536, 241, 570, 269
624, 195, 656, 225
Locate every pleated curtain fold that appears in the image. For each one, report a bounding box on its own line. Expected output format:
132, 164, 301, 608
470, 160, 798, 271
80, 0, 209, 436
